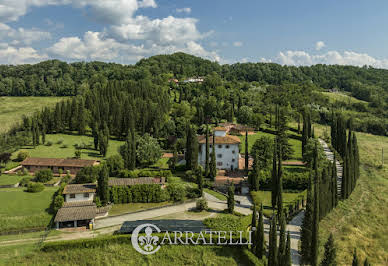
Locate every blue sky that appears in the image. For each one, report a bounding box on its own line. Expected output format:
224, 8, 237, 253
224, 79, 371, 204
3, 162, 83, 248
1, 0, 388, 67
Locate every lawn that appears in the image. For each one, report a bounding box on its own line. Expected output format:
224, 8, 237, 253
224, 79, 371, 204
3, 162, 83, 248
109, 202, 173, 216
0, 96, 66, 133
7, 239, 264, 265
204, 188, 227, 201
250, 190, 306, 217
239, 130, 302, 161
0, 174, 27, 186
0, 187, 57, 233
13, 133, 124, 161
321, 91, 367, 104
314, 124, 388, 265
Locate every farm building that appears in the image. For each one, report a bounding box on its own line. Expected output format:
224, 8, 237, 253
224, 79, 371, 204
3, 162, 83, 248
21, 157, 100, 175
62, 183, 97, 202
198, 127, 241, 170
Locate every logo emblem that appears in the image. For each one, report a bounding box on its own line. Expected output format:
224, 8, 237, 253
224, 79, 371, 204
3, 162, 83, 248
131, 223, 161, 255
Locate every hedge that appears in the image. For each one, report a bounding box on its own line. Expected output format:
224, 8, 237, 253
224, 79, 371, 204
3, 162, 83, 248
258, 171, 309, 191
117, 169, 172, 179
26, 182, 45, 193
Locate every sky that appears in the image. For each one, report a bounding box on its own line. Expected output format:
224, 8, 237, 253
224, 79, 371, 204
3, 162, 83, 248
1, 0, 388, 67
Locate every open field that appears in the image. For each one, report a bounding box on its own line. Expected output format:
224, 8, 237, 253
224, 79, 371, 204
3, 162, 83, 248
6, 240, 263, 265
0, 187, 56, 233
313, 124, 388, 265
321, 91, 367, 104
0, 174, 27, 186
251, 190, 306, 217
239, 130, 302, 161
0, 97, 66, 133
12, 134, 124, 161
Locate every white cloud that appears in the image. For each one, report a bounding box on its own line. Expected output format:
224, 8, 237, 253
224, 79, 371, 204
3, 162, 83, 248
0, 23, 51, 45
0, 43, 48, 64
233, 41, 243, 47
240, 57, 249, 63
315, 41, 325, 51
47, 31, 146, 61
176, 7, 191, 14
264, 50, 388, 68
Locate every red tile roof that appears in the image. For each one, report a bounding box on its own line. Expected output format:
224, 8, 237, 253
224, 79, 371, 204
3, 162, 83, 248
21, 157, 99, 168
198, 135, 241, 144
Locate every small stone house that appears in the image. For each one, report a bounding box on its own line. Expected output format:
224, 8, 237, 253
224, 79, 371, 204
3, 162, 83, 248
62, 183, 97, 202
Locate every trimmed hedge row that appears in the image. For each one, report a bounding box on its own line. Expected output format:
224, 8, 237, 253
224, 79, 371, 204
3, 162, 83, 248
117, 169, 172, 179
259, 171, 309, 191
109, 184, 201, 204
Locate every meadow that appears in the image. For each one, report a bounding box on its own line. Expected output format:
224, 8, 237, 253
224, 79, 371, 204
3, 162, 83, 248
314, 124, 388, 265
0, 187, 56, 233
0, 97, 66, 133
13, 133, 124, 161
239, 130, 302, 161
0, 174, 26, 186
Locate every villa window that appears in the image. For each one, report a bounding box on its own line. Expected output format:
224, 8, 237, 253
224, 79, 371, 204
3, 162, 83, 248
84, 193, 89, 198
232, 150, 235, 154
70, 194, 75, 199
217, 154, 222, 158
232, 159, 235, 162
218, 145, 222, 148
217, 162, 223, 166
226, 145, 230, 149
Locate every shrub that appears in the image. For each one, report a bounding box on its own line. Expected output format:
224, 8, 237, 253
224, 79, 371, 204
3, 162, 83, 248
53, 195, 64, 212
167, 184, 185, 202
196, 198, 208, 211
16, 151, 29, 162
74, 166, 100, 183
35, 169, 53, 183
60, 144, 68, 148
56, 138, 64, 144
74, 150, 81, 159
117, 169, 172, 179
186, 187, 201, 199
45, 141, 53, 146
26, 182, 45, 193
106, 155, 124, 176
61, 174, 72, 184
109, 184, 165, 204
19, 177, 31, 187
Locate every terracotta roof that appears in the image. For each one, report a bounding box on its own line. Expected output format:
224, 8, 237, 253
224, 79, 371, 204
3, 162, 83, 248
108, 177, 165, 187
62, 183, 96, 194
214, 127, 227, 131
21, 157, 99, 168
198, 135, 241, 144
54, 203, 97, 222
63, 201, 95, 208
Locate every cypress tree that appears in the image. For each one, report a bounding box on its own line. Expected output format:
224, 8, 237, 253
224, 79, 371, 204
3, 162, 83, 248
363, 258, 370, 266
271, 140, 278, 209
256, 204, 264, 259
251, 153, 260, 191
284, 231, 292, 266
205, 125, 210, 177
209, 134, 217, 180
41, 125, 46, 145
227, 183, 235, 214
332, 160, 338, 208
352, 249, 359, 266
320, 233, 336, 266
251, 204, 257, 251
268, 215, 278, 266
191, 128, 199, 170
245, 130, 249, 175
301, 173, 313, 264
278, 211, 286, 265
197, 169, 203, 197
311, 163, 320, 266
277, 145, 283, 220
98, 164, 109, 205
185, 124, 192, 170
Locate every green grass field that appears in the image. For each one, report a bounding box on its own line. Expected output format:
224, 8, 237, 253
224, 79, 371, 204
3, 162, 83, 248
109, 202, 173, 216
204, 188, 227, 201
0, 174, 27, 186
239, 131, 302, 161
13, 133, 124, 161
313, 124, 388, 265
0, 187, 56, 233
6, 240, 263, 265
250, 190, 306, 217
321, 91, 367, 104
0, 97, 66, 133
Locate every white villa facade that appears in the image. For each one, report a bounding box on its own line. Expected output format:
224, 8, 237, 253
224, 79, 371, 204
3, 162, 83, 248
198, 127, 240, 170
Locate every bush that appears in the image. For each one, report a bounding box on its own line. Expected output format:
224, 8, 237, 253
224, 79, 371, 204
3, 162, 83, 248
61, 174, 72, 184
109, 184, 165, 204
60, 144, 68, 148
56, 138, 64, 144
186, 187, 201, 199
106, 155, 124, 176
74, 166, 100, 183
19, 177, 31, 187
46, 141, 53, 146
196, 198, 208, 211
167, 184, 185, 202
26, 182, 45, 193
35, 169, 53, 183
53, 195, 64, 212
16, 151, 29, 162
184, 170, 196, 182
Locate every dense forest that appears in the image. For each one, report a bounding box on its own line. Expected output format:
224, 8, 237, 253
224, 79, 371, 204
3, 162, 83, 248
0, 52, 387, 155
